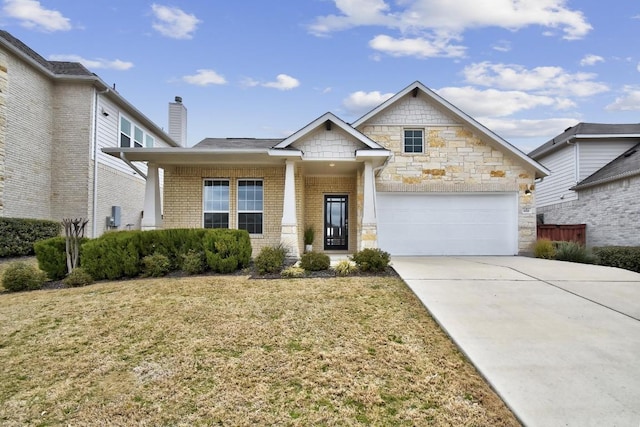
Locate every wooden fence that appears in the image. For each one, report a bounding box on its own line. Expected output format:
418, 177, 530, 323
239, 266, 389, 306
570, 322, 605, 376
537, 224, 586, 246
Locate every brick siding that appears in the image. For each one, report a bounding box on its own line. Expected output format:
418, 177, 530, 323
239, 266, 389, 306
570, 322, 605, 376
538, 175, 640, 247
164, 165, 285, 255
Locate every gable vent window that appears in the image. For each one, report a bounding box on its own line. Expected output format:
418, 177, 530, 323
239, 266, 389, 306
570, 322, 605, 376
404, 129, 423, 153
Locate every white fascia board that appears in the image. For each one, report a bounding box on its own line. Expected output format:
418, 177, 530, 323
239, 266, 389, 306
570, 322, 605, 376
355, 149, 392, 159
267, 149, 303, 158
274, 112, 383, 150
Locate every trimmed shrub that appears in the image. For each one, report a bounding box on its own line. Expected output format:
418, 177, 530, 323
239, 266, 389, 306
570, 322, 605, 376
81, 229, 251, 281
254, 244, 288, 275
63, 268, 94, 287
34, 237, 68, 280
593, 246, 640, 273
182, 250, 206, 275
2, 262, 47, 292
351, 248, 391, 272
300, 252, 331, 271
554, 241, 595, 264
141, 253, 171, 277
334, 260, 357, 276
281, 266, 306, 278
533, 239, 556, 259
0, 218, 61, 257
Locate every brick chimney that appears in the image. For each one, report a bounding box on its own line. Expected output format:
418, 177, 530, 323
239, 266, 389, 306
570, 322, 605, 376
168, 96, 187, 147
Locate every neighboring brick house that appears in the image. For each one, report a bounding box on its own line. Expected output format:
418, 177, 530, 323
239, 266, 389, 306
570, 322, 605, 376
529, 123, 640, 247
0, 31, 179, 237
105, 81, 548, 257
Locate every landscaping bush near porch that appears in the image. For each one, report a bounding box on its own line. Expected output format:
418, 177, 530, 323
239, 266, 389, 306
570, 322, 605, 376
81, 229, 251, 280
0, 217, 61, 258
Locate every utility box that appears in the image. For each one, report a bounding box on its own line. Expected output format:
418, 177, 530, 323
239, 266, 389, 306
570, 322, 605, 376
111, 206, 121, 227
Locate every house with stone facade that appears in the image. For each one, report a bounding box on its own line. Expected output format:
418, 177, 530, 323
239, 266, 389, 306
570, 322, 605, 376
104, 81, 548, 257
529, 123, 640, 247
0, 30, 179, 237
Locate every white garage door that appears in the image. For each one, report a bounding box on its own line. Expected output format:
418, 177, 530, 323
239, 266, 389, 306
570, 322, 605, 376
377, 192, 518, 256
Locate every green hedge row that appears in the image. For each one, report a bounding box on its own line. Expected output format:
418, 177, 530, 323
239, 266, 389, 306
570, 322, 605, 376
80, 229, 251, 280
593, 246, 640, 273
0, 218, 61, 257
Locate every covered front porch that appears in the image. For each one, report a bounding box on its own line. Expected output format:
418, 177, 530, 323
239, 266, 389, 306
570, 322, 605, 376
103, 112, 391, 259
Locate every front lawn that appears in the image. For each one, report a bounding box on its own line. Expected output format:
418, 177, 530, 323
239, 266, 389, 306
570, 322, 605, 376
0, 274, 519, 426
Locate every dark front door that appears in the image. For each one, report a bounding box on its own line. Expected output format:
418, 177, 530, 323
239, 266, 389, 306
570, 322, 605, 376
324, 195, 348, 250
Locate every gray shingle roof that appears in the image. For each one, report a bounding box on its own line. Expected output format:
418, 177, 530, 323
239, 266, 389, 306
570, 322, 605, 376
573, 142, 640, 190
0, 30, 93, 77
529, 122, 640, 159
194, 138, 284, 150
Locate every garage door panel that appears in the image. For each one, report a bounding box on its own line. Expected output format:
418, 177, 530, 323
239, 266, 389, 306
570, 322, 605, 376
377, 193, 517, 256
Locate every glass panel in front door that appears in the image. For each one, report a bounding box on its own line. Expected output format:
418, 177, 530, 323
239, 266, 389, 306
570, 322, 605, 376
324, 195, 348, 250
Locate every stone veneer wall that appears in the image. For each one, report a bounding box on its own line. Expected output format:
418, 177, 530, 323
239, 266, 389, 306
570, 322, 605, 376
362, 124, 537, 254
163, 165, 285, 255
538, 175, 640, 247
303, 176, 357, 253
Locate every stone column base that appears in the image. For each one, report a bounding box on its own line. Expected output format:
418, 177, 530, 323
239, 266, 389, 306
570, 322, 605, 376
359, 223, 378, 251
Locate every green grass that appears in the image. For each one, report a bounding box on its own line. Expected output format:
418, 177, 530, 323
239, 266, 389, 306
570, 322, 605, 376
0, 273, 520, 426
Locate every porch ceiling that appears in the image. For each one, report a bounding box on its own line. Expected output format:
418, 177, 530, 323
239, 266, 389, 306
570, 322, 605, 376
301, 160, 362, 176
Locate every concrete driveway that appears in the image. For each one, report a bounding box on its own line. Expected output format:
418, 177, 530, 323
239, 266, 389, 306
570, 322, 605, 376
391, 256, 640, 427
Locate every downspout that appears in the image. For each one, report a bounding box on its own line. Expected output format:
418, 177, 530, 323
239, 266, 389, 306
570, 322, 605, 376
92, 87, 109, 238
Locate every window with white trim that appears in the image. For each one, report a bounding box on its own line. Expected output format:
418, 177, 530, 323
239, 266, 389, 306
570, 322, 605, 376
237, 179, 263, 234
120, 115, 154, 148
403, 129, 423, 153
203, 180, 229, 228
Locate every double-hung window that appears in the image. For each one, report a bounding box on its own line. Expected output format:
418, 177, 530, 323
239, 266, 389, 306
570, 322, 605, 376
238, 180, 263, 234
203, 180, 230, 228
404, 129, 423, 153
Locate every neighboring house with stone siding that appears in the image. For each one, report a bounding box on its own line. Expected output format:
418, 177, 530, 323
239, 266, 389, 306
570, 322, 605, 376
105, 81, 548, 257
0, 30, 179, 237
529, 123, 640, 247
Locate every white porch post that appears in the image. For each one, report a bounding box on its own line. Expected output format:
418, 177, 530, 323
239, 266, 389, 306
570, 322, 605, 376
141, 163, 162, 230
280, 159, 299, 257
360, 160, 378, 250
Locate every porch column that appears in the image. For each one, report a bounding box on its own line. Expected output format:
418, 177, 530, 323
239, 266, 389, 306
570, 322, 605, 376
141, 163, 162, 230
280, 159, 299, 257
360, 161, 378, 250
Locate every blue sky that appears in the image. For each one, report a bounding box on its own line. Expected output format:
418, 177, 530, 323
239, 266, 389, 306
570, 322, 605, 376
1, 0, 639, 152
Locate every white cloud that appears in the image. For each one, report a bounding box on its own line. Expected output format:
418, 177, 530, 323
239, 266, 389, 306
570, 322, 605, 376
436, 86, 572, 117
462, 62, 609, 97
151, 4, 200, 39
492, 40, 511, 52
3, 0, 71, 32
310, 0, 591, 59
580, 54, 604, 66
49, 54, 133, 71
369, 34, 465, 58
342, 90, 394, 115
605, 86, 640, 111
308, 0, 393, 35
262, 74, 300, 90
182, 69, 226, 86
240, 77, 260, 88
